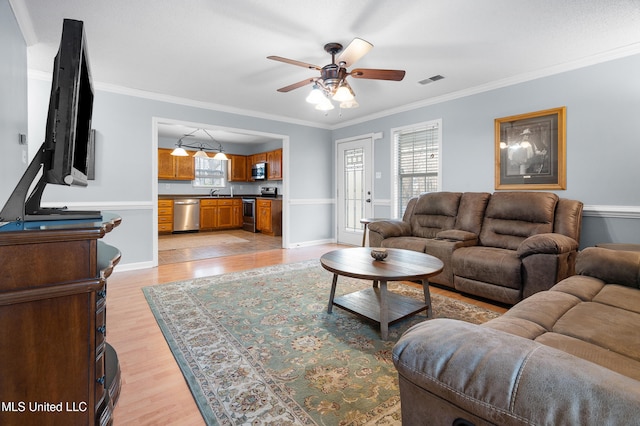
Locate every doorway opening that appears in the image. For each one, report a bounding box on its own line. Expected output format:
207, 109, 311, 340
152, 118, 289, 266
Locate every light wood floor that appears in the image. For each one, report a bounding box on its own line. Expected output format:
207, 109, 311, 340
108, 244, 508, 425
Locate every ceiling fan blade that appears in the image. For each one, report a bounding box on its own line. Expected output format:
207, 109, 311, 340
337, 38, 373, 67
276, 77, 316, 93
350, 68, 406, 81
267, 56, 321, 70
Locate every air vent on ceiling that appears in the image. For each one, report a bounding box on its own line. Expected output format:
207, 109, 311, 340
418, 75, 445, 85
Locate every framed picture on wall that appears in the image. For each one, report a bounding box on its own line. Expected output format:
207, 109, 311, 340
494, 107, 566, 190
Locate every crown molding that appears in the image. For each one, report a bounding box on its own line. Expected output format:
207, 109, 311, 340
332, 43, 640, 130
27, 70, 332, 131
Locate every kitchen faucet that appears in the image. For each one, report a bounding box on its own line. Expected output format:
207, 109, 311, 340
210, 189, 219, 197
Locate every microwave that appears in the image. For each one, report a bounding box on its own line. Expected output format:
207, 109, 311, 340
251, 162, 266, 180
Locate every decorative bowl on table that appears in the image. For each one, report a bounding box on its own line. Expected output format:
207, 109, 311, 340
370, 248, 388, 261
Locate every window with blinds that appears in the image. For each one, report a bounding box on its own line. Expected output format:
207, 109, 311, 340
193, 156, 226, 187
392, 120, 442, 217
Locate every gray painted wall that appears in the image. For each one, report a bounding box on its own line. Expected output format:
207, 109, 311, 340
0, 0, 28, 210
333, 53, 640, 248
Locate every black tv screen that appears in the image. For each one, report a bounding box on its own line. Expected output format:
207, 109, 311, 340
0, 18, 99, 222
44, 18, 94, 186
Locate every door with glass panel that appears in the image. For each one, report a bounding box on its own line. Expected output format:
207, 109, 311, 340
337, 137, 373, 246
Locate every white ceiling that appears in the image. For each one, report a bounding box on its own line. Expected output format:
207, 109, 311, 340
12, 0, 640, 137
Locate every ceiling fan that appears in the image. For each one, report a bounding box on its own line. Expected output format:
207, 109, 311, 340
267, 38, 405, 110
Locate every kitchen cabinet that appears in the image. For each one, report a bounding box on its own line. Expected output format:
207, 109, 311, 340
200, 198, 243, 230
256, 198, 282, 236
158, 199, 174, 233
227, 154, 248, 181
266, 148, 283, 180
158, 148, 195, 180
251, 152, 267, 165
232, 199, 243, 227
0, 214, 122, 426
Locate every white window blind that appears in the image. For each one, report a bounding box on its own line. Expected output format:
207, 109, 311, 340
193, 157, 226, 187
393, 120, 441, 217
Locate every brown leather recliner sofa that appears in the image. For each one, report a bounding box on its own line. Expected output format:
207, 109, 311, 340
392, 247, 640, 425
368, 191, 583, 304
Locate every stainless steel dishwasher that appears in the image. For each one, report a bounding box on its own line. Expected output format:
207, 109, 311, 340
173, 199, 200, 232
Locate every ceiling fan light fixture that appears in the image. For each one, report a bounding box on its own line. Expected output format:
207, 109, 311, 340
305, 85, 326, 104
315, 99, 335, 111
340, 99, 359, 109
332, 85, 354, 102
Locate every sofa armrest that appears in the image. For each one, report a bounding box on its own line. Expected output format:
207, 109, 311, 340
577, 246, 640, 288
393, 319, 640, 426
367, 220, 412, 239
516, 233, 578, 258
436, 229, 478, 243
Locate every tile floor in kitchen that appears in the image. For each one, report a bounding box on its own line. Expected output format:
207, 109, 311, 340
158, 229, 282, 265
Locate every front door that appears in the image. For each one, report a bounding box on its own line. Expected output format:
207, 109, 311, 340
336, 137, 373, 246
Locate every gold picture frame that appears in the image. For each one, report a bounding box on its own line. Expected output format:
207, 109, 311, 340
495, 107, 566, 190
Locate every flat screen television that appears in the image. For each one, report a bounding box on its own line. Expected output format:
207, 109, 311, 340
0, 19, 100, 222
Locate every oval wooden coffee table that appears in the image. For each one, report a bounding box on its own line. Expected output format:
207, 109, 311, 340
320, 247, 444, 339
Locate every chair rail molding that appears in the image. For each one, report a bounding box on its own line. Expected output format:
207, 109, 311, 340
583, 205, 640, 219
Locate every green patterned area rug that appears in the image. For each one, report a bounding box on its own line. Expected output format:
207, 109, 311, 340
143, 260, 500, 425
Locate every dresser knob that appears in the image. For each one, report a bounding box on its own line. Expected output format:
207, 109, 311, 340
97, 325, 106, 335
97, 290, 107, 299
96, 376, 106, 386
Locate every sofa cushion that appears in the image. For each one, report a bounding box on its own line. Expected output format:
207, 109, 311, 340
484, 277, 640, 381
479, 192, 558, 250
453, 192, 490, 234
409, 192, 461, 238
452, 246, 522, 289
577, 246, 640, 288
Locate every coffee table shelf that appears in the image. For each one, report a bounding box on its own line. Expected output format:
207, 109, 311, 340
333, 287, 429, 325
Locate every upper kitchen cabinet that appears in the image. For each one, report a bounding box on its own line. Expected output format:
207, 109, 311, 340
251, 152, 267, 165
158, 148, 195, 180
227, 154, 248, 182
266, 148, 282, 180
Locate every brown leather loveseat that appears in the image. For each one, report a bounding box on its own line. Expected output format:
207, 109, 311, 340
368, 192, 583, 304
392, 247, 640, 425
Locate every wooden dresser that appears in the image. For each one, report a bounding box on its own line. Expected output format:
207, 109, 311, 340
0, 214, 122, 425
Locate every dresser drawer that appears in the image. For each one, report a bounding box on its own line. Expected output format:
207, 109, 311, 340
158, 207, 173, 216
96, 306, 106, 350
158, 199, 173, 208
95, 351, 106, 410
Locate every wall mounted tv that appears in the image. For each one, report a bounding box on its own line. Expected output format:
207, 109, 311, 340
0, 19, 100, 222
